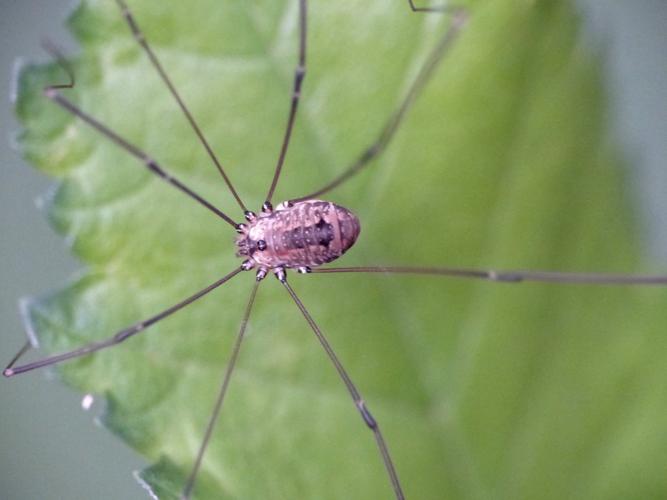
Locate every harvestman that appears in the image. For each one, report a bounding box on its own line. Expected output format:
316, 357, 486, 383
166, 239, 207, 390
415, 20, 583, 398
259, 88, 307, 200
5, 1, 667, 499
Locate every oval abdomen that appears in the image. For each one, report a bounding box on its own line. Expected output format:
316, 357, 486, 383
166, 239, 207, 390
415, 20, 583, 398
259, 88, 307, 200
237, 200, 360, 269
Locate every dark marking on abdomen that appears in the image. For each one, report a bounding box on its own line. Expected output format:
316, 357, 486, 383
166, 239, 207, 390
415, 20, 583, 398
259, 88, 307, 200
283, 218, 334, 251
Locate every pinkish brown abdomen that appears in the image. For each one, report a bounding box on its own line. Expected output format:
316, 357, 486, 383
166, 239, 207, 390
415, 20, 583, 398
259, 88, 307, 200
236, 200, 360, 269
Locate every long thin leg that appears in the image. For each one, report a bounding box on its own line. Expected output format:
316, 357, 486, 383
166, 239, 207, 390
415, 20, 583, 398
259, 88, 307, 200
3, 266, 244, 377
181, 280, 260, 500
296, 8, 466, 201
309, 266, 667, 285
5, 341, 32, 373
40, 43, 239, 229
277, 270, 405, 500
114, 0, 247, 213
264, 0, 307, 207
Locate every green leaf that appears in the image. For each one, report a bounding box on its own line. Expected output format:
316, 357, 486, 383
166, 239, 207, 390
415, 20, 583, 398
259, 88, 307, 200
14, 0, 667, 499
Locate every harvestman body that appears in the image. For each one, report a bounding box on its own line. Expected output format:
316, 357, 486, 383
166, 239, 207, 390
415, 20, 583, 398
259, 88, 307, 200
236, 200, 361, 277
5, 1, 667, 499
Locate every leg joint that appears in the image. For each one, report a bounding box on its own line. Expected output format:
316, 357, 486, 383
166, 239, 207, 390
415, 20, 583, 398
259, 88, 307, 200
361, 144, 381, 162
145, 158, 170, 180
356, 400, 378, 429
274, 267, 287, 283
114, 326, 138, 343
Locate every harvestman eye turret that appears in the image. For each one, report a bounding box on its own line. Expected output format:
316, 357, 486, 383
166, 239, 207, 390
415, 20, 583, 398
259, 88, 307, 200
5, 1, 667, 499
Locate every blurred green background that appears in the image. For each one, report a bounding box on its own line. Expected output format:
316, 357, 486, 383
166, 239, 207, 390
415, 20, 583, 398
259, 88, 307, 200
1, 1, 666, 499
